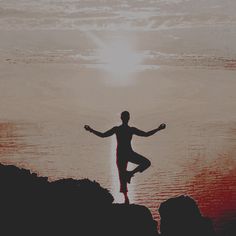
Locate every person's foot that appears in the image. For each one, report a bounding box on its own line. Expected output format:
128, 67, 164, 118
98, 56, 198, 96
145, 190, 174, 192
126, 171, 134, 184
124, 197, 130, 205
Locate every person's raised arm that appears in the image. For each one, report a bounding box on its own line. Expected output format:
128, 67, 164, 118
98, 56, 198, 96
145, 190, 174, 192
84, 125, 117, 138
133, 123, 166, 137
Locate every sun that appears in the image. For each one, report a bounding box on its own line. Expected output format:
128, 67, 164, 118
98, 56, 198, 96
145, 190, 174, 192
98, 39, 143, 79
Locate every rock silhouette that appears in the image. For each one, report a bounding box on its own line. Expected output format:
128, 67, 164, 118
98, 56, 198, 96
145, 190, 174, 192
0, 163, 158, 236
1, 163, 234, 236
159, 195, 215, 236
217, 213, 236, 236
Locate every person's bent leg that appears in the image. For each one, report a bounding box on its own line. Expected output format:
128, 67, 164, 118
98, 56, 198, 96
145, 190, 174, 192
129, 152, 151, 175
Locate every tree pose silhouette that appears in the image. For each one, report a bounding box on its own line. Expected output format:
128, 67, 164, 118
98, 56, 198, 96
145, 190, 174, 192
84, 111, 166, 204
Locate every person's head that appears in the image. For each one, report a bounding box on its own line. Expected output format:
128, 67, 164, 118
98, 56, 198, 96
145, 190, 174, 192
121, 111, 130, 124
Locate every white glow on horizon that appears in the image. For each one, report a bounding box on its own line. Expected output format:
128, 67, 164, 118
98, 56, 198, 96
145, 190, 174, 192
98, 39, 143, 80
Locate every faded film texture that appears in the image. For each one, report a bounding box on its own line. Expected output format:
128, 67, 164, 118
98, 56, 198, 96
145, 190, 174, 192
0, 0, 236, 233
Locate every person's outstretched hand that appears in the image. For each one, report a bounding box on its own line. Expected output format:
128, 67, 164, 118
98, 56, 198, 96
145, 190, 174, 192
159, 123, 166, 130
84, 125, 92, 132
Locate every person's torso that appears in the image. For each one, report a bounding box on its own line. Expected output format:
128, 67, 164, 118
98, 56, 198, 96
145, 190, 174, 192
115, 125, 133, 153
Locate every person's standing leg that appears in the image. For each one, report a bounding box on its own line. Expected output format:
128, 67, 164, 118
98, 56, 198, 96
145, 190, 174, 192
116, 158, 129, 204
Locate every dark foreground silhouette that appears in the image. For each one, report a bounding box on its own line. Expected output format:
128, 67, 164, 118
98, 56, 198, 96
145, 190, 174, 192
159, 196, 215, 236
0, 163, 234, 236
85, 111, 166, 204
0, 163, 157, 236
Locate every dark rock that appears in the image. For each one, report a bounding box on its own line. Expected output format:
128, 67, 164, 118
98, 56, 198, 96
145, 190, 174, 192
217, 213, 236, 236
159, 195, 216, 236
0, 163, 158, 236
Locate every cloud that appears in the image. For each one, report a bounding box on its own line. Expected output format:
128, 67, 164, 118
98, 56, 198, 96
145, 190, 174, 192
1, 0, 235, 30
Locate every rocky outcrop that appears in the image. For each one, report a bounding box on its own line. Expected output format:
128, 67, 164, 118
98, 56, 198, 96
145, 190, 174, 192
3, 163, 233, 236
217, 213, 236, 236
0, 163, 158, 236
159, 195, 216, 236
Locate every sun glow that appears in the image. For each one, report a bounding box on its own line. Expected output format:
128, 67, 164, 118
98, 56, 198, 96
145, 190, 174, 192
98, 39, 143, 80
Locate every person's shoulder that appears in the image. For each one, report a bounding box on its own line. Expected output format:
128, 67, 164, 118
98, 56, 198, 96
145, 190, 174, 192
112, 126, 119, 131
130, 126, 138, 132
112, 126, 120, 134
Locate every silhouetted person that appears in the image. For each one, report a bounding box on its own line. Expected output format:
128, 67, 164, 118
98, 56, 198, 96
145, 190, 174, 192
84, 111, 166, 204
